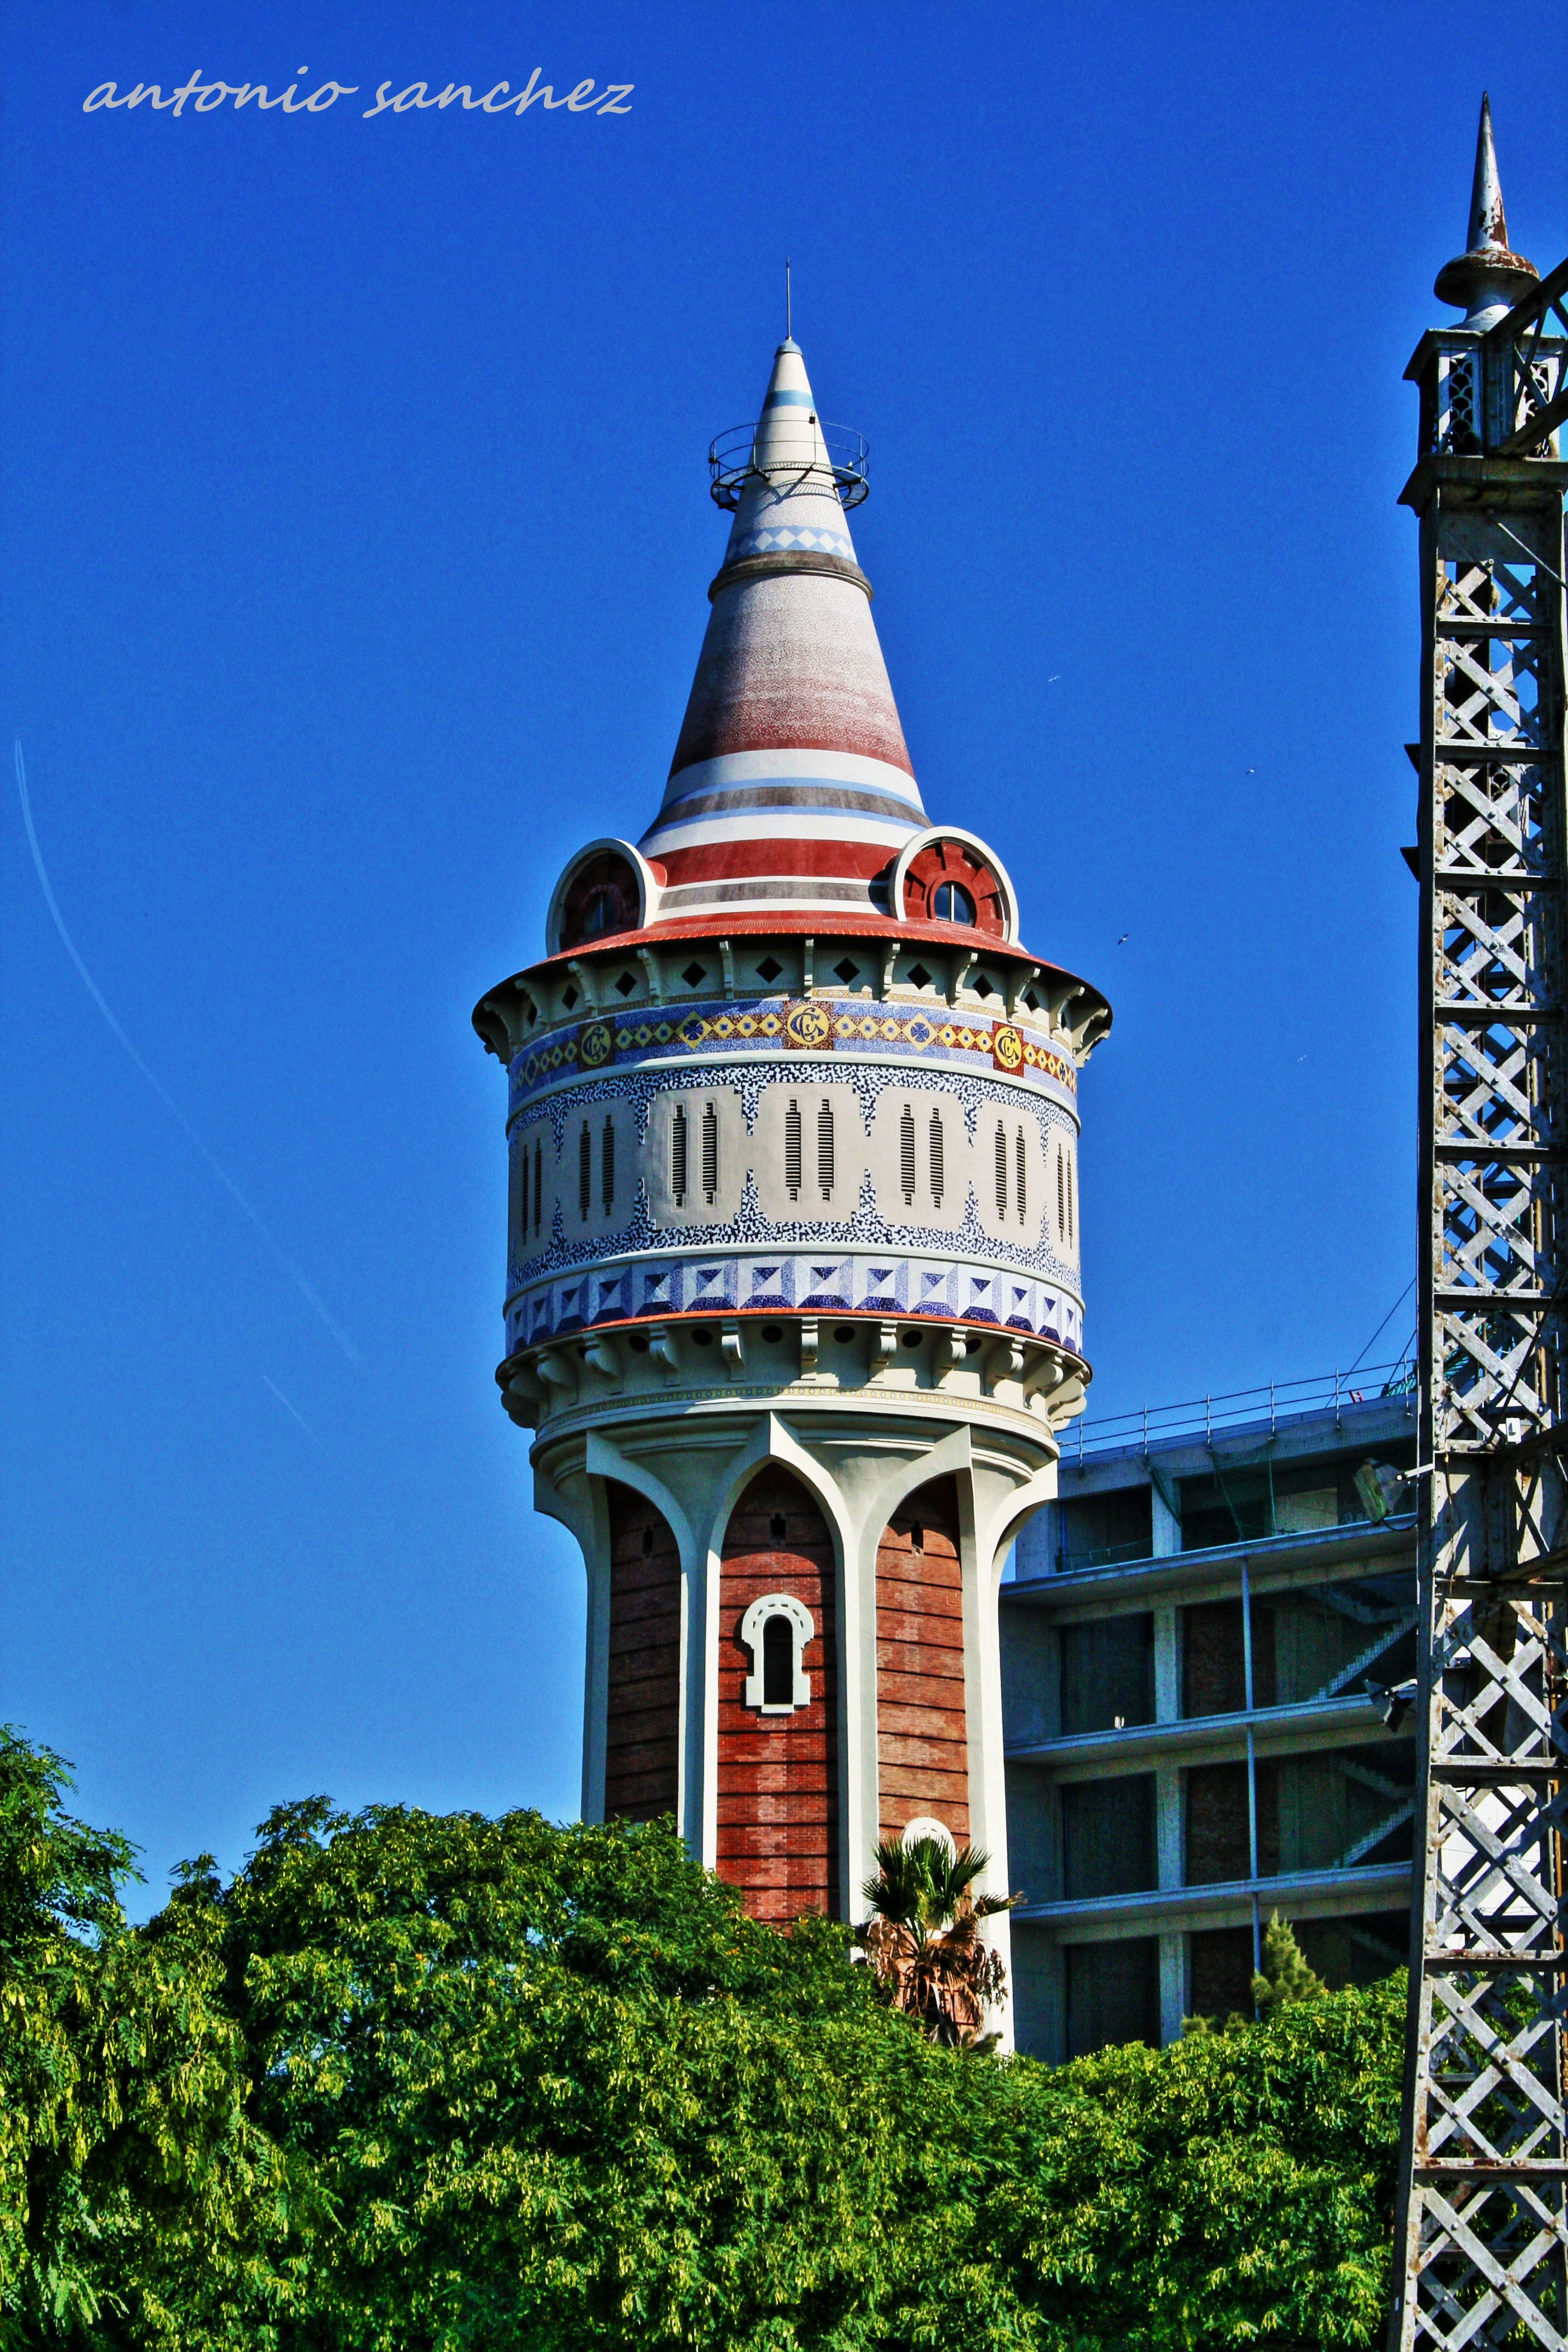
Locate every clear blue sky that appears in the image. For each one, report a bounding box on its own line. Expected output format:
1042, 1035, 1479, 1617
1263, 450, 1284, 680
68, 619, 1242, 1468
2, 1, 1563, 1903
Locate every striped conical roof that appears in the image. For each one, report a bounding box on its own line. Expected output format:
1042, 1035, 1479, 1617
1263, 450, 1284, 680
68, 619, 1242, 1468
639, 339, 928, 923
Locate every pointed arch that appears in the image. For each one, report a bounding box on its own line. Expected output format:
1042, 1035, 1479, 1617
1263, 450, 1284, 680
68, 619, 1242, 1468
875, 1475, 969, 1849
717, 1465, 840, 1924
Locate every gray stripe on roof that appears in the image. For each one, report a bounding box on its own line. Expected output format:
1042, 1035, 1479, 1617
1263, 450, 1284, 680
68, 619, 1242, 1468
658, 877, 885, 909
648, 782, 926, 826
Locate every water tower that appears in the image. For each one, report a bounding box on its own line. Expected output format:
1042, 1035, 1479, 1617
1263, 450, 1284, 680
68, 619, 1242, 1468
472, 333, 1110, 1978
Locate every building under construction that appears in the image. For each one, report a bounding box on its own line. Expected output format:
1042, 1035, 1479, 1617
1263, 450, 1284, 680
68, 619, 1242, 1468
1001, 1365, 1419, 2059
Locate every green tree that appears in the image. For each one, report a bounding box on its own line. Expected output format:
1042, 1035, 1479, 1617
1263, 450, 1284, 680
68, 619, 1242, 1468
0, 1728, 293, 2350
0, 1731, 1409, 2350
191, 1800, 1403, 2348
1252, 1911, 1327, 2019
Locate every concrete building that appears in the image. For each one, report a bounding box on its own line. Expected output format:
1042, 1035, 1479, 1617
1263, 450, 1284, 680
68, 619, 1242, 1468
1003, 1367, 1419, 2059
472, 331, 1109, 1994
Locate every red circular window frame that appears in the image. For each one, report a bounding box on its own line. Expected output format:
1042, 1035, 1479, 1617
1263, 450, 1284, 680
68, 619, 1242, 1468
901, 840, 1006, 936
559, 851, 639, 949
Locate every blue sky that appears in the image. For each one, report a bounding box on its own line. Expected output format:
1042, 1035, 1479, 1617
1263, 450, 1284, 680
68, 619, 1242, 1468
2, 0, 1563, 1901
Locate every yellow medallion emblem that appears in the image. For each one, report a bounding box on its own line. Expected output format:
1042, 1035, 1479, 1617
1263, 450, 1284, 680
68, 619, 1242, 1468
992, 1022, 1025, 1073
578, 1019, 615, 1070
783, 999, 835, 1051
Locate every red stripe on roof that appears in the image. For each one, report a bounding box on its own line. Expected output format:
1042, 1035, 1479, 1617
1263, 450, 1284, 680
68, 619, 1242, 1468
667, 576, 915, 783
655, 838, 892, 884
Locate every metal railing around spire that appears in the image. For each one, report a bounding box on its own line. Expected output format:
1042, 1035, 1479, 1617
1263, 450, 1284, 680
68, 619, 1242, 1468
707, 420, 869, 509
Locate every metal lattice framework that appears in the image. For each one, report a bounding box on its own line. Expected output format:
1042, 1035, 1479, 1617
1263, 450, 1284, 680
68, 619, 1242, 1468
1391, 253, 1568, 2349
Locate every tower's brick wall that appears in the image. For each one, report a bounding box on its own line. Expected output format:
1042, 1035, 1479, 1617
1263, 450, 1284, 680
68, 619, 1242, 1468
716, 1471, 840, 1922
876, 1479, 970, 1846
604, 1485, 681, 1822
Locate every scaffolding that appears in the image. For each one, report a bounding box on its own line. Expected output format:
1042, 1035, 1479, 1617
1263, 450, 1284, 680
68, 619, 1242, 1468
1388, 113, 1568, 2352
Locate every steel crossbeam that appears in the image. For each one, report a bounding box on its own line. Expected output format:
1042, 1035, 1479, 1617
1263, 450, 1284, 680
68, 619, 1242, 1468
1390, 272, 1568, 2349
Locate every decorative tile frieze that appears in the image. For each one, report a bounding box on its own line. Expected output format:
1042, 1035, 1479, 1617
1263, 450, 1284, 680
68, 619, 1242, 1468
508, 997, 1076, 1112
503, 1250, 1082, 1357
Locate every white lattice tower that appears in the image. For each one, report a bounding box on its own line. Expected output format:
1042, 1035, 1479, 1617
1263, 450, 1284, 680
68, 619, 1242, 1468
1390, 97, 1568, 2352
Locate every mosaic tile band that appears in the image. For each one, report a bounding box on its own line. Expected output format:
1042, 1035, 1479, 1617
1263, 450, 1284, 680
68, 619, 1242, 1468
509, 998, 1076, 1109
505, 1249, 1083, 1358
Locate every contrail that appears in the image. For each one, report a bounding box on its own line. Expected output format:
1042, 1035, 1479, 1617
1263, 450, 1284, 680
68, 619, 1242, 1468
261, 1374, 328, 1454
14, 740, 363, 1369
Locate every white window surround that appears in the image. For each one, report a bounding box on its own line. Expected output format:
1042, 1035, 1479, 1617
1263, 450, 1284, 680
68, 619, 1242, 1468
543, 835, 662, 955
739, 1592, 814, 1713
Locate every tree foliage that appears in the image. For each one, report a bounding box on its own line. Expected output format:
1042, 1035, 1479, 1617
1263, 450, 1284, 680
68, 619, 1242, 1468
0, 1726, 1405, 2349
1253, 1911, 1328, 2019
1184, 1910, 1331, 2039
857, 1834, 1017, 2047
0, 1728, 291, 2349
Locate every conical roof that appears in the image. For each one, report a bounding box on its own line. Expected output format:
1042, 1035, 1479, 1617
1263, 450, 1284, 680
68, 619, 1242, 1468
638, 339, 928, 923
1434, 93, 1537, 324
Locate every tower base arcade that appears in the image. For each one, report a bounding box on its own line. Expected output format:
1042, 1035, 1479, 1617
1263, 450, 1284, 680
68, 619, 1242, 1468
528, 1353, 1066, 1995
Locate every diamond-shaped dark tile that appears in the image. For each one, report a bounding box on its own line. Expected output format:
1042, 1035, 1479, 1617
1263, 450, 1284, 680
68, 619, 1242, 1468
834, 958, 859, 983
682, 962, 706, 987
908, 963, 932, 988
562, 986, 579, 1010
972, 972, 996, 999
756, 956, 783, 982
615, 970, 637, 996
1023, 987, 1040, 1010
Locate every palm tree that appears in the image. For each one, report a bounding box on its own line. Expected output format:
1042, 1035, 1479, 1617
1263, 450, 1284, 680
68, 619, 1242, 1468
855, 1835, 1019, 2049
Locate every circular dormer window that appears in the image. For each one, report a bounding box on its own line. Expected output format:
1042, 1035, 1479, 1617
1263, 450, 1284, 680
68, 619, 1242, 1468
560, 851, 638, 949
903, 839, 1006, 936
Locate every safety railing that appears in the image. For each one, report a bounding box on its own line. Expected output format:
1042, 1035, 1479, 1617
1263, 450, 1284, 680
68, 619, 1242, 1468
1068, 1357, 1417, 1464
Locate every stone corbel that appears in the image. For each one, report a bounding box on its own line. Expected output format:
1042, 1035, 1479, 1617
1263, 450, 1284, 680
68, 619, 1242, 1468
1048, 980, 1084, 1037
720, 1318, 746, 1370
952, 949, 978, 1001
1022, 1346, 1068, 1405
935, 1324, 971, 1383
798, 1316, 818, 1378
984, 1334, 1027, 1397
1040, 1372, 1086, 1426
567, 958, 599, 1012
535, 1347, 578, 1401
502, 1387, 539, 1430
802, 936, 817, 995
869, 1320, 900, 1381
583, 1334, 622, 1382
637, 947, 664, 1007
472, 995, 517, 1062
719, 938, 736, 997
648, 1321, 681, 1373
1006, 962, 1041, 1020
1077, 1005, 1113, 1062
881, 938, 900, 995
503, 1366, 542, 1431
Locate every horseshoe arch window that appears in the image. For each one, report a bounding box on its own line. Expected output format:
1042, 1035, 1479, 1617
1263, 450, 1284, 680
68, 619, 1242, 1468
739, 1593, 815, 1714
